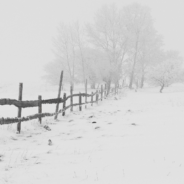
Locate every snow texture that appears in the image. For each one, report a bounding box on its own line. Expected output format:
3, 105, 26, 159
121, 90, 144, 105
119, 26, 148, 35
1, 84, 184, 184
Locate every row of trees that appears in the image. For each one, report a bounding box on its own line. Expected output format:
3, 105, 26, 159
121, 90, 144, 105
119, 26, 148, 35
45, 3, 184, 92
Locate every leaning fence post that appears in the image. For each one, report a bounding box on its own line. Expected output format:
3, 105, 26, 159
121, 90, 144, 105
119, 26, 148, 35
85, 79, 87, 109
38, 95, 42, 123
62, 93, 66, 116
79, 92, 82, 111
55, 70, 63, 120
70, 86, 73, 112
96, 90, 98, 104
17, 83, 23, 133
91, 92, 93, 106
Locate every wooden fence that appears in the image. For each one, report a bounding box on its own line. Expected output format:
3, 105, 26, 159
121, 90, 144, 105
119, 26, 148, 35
0, 71, 121, 133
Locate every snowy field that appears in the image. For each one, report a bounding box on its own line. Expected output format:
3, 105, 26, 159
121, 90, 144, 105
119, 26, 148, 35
1, 83, 184, 184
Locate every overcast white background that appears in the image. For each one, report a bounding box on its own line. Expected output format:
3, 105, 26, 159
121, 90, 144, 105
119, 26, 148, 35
0, 0, 183, 84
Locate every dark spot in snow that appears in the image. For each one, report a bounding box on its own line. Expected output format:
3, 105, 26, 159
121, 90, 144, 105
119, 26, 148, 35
44, 125, 51, 131
35, 162, 41, 164
92, 121, 97, 124
10, 137, 17, 141
131, 123, 137, 126
89, 116, 94, 118
48, 139, 53, 146
68, 120, 73, 122
76, 136, 82, 139
95, 126, 100, 129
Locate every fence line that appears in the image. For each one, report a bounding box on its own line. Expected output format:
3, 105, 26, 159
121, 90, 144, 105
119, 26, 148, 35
0, 71, 122, 133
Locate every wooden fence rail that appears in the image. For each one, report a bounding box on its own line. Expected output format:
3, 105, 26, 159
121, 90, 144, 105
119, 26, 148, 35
0, 92, 99, 108
0, 92, 104, 125
0, 72, 122, 133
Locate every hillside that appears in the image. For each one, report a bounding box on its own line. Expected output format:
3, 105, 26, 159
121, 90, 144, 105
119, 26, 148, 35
1, 84, 184, 184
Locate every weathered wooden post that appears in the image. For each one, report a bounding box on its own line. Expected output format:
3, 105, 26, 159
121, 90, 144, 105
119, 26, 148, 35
101, 85, 103, 101
38, 95, 42, 123
62, 93, 66, 116
55, 70, 63, 120
79, 92, 82, 111
17, 83, 23, 133
96, 90, 98, 104
91, 92, 93, 106
70, 85, 73, 112
85, 79, 87, 109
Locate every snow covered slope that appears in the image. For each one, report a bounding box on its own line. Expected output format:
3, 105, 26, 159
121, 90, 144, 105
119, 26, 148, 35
1, 85, 184, 184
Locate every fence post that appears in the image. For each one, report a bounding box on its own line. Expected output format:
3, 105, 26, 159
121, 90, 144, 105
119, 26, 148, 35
79, 92, 82, 111
55, 70, 63, 120
70, 85, 73, 112
85, 79, 87, 109
38, 95, 42, 123
96, 90, 98, 104
62, 93, 66, 116
17, 83, 23, 133
91, 92, 93, 106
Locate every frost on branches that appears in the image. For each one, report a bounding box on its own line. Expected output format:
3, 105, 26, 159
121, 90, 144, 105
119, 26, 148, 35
148, 59, 183, 93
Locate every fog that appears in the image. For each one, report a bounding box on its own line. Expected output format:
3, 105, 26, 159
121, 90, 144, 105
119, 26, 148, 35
0, 0, 183, 85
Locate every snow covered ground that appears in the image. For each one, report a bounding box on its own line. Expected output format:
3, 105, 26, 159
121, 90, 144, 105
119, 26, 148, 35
1, 84, 184, 184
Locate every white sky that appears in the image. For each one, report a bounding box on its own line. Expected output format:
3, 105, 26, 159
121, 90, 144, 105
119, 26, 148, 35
0, 0, 184, 84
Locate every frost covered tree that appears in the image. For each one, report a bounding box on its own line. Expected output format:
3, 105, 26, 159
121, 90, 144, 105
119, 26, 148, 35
134, 32, 163, 88
148, 51, 183, 93
47, 22, 88, 88
86, 4, 129, 94
51, 23, 77, 88
45, 2, 182, 91
121, 3, 157, 89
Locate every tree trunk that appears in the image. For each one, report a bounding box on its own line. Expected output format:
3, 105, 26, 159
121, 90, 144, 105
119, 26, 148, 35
70, 81, 74, 90
160, 84, 164, 93
107, 79, 111, 95
135, 78, 139, 92
140, 73, 144, 88
91, 82, 96, 89
129, 67, 135, 89
129, 33, 140, 89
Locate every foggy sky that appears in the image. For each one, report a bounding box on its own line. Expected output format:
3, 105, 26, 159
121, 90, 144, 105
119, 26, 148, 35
0, 0, 183, 84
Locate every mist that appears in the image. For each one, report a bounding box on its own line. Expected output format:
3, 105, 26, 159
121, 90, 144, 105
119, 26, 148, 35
0, 0, 184, 87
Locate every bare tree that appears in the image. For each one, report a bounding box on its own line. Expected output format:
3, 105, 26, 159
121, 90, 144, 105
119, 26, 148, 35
52, 23, 78, 88
121, 3, 155, 89
136, 32, 163, 88
148, 51, 183, 93
74, 22, 88, 87
86, 4, 128, 93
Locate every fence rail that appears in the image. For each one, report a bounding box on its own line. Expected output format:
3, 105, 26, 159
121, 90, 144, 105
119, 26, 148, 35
0, 71, 122, 133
